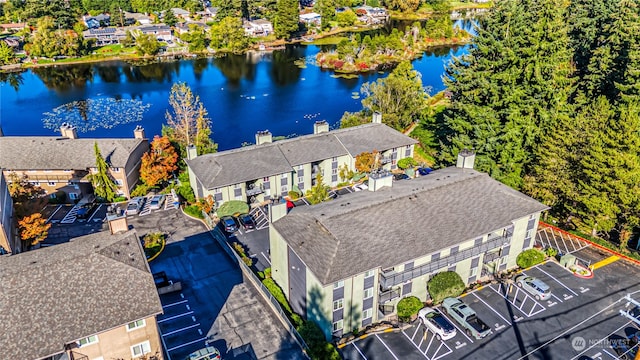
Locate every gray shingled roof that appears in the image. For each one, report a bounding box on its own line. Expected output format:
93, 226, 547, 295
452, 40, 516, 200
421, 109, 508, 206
0, 137, 145, 170
186, 143, 294, 189
186, 123, 417, 190
0, 230, 162, 360
272, 167, 549, 285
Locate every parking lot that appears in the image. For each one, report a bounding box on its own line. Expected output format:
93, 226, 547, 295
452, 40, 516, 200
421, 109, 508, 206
340, 233, 640, 360
224, 205, 272, 271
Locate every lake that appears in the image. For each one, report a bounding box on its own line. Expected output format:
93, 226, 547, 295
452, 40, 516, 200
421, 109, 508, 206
0, 43, 468, 151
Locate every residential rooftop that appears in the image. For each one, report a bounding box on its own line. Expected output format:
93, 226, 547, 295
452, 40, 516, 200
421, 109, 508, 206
271, 167, 549, 285
0, 230, 162, 360
186, 123, 418, 189
0, 136, 145, 170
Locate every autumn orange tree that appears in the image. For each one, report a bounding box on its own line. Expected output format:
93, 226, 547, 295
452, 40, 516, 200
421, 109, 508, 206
140, 135, 179, 187
7, 172, 47, 218
355, 150, 381, 173
18, 213, 51, 246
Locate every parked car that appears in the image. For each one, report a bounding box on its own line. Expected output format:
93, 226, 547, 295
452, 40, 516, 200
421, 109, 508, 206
149, 194, 166, 210
609, 332, 639, 360
393, 173, 410, 181
418, 307, 457, 340
515, 275, 552, 300
353, 182, 368, 191
125, 197, 144, 215
76, 203, 95, 219
417, 167, 433, 176
442, 297, 492, 339
238, 213, 256, 230
220, 216, 238, 233
186, 346, 221, 360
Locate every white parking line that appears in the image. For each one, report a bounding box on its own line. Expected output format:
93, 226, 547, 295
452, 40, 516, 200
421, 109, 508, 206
374, 333, 399, 360
87, 203, 103, 222
167, 337, 207, 352
157, 311, 194, 323
352, 343, 368, 360
569, 320, 633, 360
162, 300, 188, 309
471, 292, 510, 325
46, 205, 62, 223
601, 349, 619, 359
490, 284, 545, 317
534, 265, 579, 297
261, 252, 271, 265
162, 323, 200, 337
401, 329, 429, 359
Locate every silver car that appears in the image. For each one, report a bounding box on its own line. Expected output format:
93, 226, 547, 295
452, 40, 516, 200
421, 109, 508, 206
515, 275, 552, 301
125, 197, 144, 215
149, 194, 166, 210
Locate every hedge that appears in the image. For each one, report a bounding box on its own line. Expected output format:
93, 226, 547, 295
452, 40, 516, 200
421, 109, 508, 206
427, 271, 465, 304
217, 200, 250, 217
397, 157, 417, 170
516, 249, 545, 269
297, 321, 341, 360
397, 296, 423, 322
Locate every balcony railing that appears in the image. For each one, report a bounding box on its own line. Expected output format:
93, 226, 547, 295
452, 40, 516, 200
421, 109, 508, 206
380, 230, 513, 289
22, 171, 89, 183
379, 303, 395, 315
246, 183, 263, 196
378, 287, 401, 303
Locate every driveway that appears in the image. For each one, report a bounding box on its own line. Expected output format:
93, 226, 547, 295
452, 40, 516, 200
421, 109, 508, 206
128, 209, 306, 360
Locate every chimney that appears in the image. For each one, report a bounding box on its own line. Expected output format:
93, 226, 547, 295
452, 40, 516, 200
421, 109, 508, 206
456, 149, 476, 169
313, 120, 329, 134
60, 123, 78, 139
186, 144, 198, 160
372, 112, 382, 124
368, 170, 393, 191
255, 130, 272, 145
133, 125, 145, 139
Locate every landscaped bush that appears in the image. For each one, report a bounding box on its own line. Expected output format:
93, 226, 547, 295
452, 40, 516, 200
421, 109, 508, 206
142, 232, 165, 259
516, 249, 545, 269
262, 277, 295, 318
176, 171, 195, 203
397, 296, 423, 322
288, 190, 301, 200
113, 196, 127, 203
184, 204, 204, 219
297, 320, 341, 360
427, 271, 465, 304
217, 200, 249, 217
397, 157, 417, 170
544, 247, 558, 258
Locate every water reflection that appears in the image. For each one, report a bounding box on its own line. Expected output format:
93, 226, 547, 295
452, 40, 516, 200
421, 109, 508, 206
31, 64, 94, 92
95, 63, 122, 83
0, 71, 24, 91
213, 54, 257, 85
269, 46, 305, 86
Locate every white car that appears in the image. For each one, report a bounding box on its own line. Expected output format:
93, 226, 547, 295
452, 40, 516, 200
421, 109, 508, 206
418, 307, 457, 340
515, 275, 552, 301
149, 194, 166, 210
125, 197, 144, 215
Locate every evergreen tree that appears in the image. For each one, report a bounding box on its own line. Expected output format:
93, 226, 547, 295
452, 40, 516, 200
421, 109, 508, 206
274, 0, 299, 39
440, 0, 574, 188
89, 142, 118, 202
163, 8, 178, 27
576, 100, 640, 242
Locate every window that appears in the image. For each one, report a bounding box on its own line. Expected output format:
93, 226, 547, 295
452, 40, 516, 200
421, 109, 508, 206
126, 319, 146, 331
333, 280, 344, 289
333, 320, 343, 332
469, 267, 478, 277
48, 181, 56, 186
363, 287, 373, 299
234, 184, 241, 189
281, 185, 288, 192
131, 341, 151, 357
332, 168, 337, 175
363, 308, 373, 320
298, 176, 304, 184
111, 167, 121, 172
525, 229, 534, 239
115, 179, 124, 186
78, 335, 98, 346
263, 177, 270, 182
500, 256, 508, 265
364, 270, 375, 278
298, 165, 304, 170
281, 173, 288, 179
31, 181, 40, 186
332, 157, 338, 162
49, 193, 57, 199
333, 299, 344, 310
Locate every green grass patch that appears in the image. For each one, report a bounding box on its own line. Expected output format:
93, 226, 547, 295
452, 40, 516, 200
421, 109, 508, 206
217, 200, 250, 217
311, 36, 348, 45
143, 232, 165, 260
184, 204, 204, 219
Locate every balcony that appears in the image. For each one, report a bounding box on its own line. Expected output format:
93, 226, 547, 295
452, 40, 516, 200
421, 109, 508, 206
378, 287, 401, 303
246, 183, 263, 196
380, 157, 392, 165
24, 170, 89, 183
380, 230, 513, 289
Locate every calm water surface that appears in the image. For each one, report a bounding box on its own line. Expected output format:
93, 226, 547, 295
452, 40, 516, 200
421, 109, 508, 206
0, 44, 468, 150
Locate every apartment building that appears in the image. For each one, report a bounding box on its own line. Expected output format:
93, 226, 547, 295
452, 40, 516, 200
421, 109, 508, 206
0, 170, 17, 254
185, 115, 418, 207
0, 125, 149, 201
268, 153, 548, 339
0, 229, 164, 360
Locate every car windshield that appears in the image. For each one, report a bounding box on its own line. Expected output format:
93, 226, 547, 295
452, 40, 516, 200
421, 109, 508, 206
224, 218, 234, 225
127, 203, 137, 209
241, 215, 251, 222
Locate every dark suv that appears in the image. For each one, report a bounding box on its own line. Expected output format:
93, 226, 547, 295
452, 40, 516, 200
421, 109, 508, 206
220, 216, 238, 233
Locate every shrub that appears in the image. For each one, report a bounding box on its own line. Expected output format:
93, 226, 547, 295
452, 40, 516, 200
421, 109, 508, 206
544, 247, 558, 258
288, 190, 301, 200
397, 296, 423, 322
516, 249, 545, 269
298, 320, 341, 360
263, 267, 272, 279
143, 232, 164, 247
217, 200, 249, 217
113, 196, 127, 203
262, 277, 294, 315
184, 204, 204, 219
397, 157, 417, 170
131, 183, 153, 197
427, 271, 465, 304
